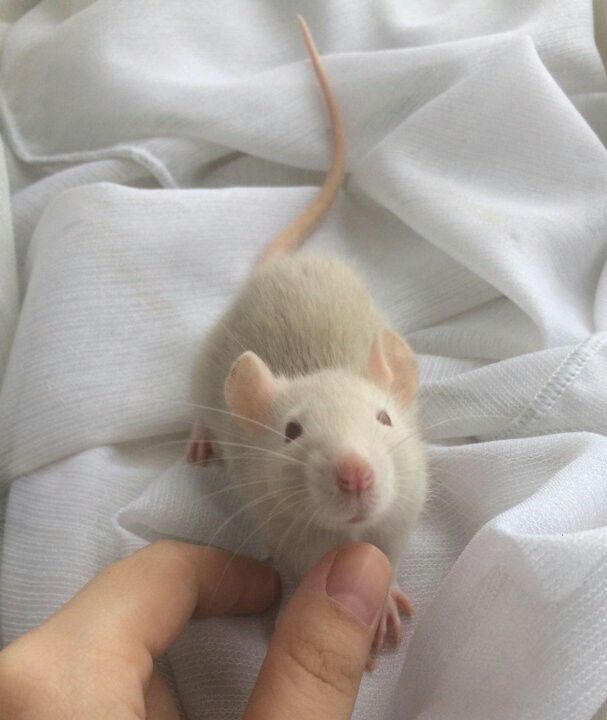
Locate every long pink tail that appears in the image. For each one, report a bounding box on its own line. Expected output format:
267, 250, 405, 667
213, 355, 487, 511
258, 15, 346, 264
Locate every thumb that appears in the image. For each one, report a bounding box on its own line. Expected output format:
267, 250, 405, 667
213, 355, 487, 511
243, 543, 392, 720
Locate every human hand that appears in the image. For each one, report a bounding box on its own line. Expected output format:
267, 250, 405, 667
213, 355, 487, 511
0, 541, 391, 719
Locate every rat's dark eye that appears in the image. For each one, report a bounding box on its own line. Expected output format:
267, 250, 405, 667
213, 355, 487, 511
285, 421, 303, 442
377, 410, 392, 426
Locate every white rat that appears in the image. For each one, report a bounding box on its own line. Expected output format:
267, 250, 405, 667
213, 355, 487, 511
188, 16, 427, 654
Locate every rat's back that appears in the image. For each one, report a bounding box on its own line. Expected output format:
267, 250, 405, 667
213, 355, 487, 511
190, 18, 381, 447
195, 254, 385, 416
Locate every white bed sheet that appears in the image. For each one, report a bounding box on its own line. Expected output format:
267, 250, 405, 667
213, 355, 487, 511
0, 2, 606, 719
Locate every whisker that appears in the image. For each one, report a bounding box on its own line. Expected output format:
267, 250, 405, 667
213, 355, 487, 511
204, 485, 306, 553
214, 318, 249, 354
204, 489, 308, 613
186, 453, 295, 467
138, 439, 301, 472
151, 436, 306, 468
293, 505, 323, 571
419, 413, 514, 435
386, 430, 419, 455
159, 400, 286, 441
237, 492, 307, 561
272, 506, 309, 567
210, 440, 308, 467
195, 478, 274, 502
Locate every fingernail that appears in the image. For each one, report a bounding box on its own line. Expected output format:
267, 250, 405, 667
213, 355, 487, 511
326, 544, 390, 627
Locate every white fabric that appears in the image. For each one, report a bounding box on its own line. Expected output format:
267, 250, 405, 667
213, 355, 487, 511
1, 1, 606, 718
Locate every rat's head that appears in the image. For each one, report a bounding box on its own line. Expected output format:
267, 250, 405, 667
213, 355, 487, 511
224, 329, 426, 532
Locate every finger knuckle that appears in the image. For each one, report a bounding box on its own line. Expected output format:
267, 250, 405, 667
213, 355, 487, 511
0, 654, 25, 711
147, 539, 186, 561
0, 643, 61, 715
144, 540, 195, 573
283, 625, 359, 697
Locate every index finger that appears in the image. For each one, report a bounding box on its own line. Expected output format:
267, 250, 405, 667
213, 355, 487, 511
37, 541, 280, 660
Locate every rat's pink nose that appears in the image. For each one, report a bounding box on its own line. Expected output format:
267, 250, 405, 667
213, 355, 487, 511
335, 454, 374, 493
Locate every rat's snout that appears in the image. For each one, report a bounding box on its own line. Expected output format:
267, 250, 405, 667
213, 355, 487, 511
334, 453, 374, 494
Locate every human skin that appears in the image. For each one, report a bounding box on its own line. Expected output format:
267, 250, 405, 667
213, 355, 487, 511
0, 540, 391, 720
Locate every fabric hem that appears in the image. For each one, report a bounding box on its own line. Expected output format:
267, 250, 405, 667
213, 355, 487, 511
503, 333, 606, 436
0, 89, 178, 189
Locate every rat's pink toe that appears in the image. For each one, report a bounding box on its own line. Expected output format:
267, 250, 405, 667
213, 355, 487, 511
369, 583, 412, 663
394, 587, 414, 616
186, 424, 220, 465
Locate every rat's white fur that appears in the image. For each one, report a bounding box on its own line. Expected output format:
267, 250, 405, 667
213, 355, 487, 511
193, 254, 427, 578
190, 19, 427, 591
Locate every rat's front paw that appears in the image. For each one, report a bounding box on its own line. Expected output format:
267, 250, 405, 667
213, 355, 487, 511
186, 420, 220, 465
367, 584, 413, 669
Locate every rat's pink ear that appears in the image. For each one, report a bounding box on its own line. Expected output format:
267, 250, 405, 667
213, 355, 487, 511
225, 351, 278, 433
364, 329, 418, 406
364, 332, 393, 391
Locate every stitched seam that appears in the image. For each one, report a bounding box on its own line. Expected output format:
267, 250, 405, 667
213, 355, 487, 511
504, 334, 605, 435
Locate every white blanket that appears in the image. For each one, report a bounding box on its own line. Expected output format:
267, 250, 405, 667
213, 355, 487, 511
1, 2, 606, 718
